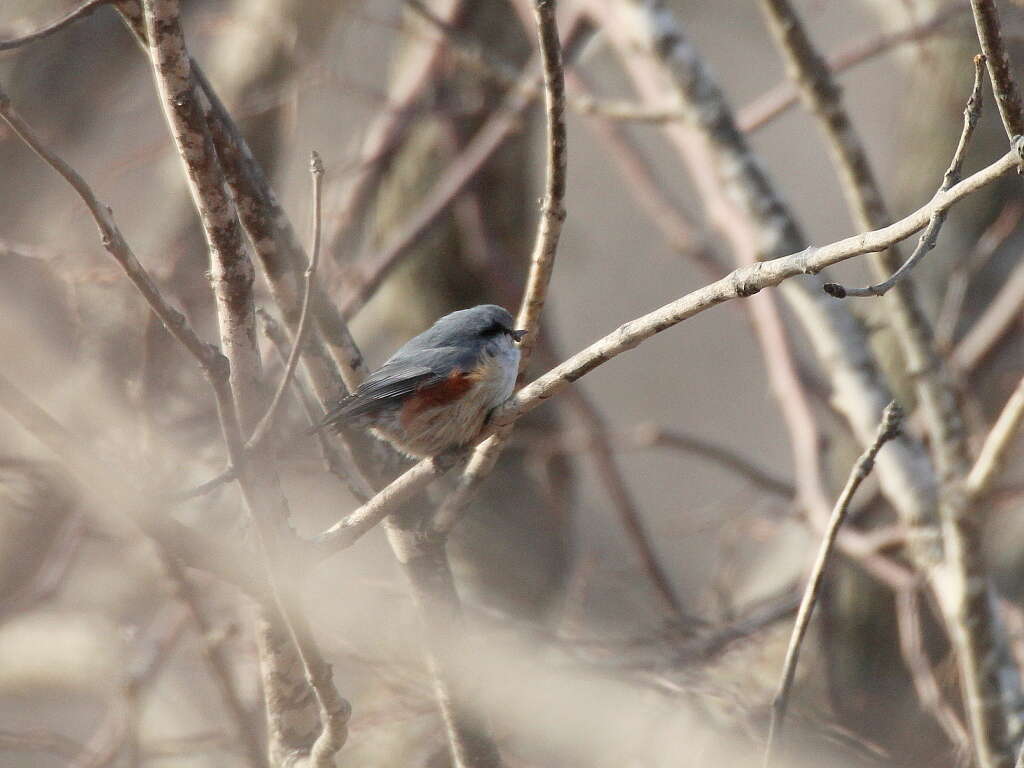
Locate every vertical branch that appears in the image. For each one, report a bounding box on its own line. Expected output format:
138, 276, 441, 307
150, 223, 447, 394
758, 0, 971, 482
249, 152, 324, 447
756, 2, 1018, 762
514, 0, 567, 367
969, 0, 1024, 139
140, 2, 349, 764
432, 0, 568, 536
382, 4, 567, 766
382, 523, 505, 768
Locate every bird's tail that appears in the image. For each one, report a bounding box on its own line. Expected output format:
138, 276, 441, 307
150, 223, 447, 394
307, 409, 339, 436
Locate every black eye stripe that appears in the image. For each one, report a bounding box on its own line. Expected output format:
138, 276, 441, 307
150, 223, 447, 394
480, 322, 507, 337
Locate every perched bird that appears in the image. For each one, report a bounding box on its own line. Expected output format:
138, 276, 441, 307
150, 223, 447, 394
314, 305, 526, 457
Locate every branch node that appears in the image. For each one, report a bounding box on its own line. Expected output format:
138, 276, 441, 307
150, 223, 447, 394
822, 282, 846, 298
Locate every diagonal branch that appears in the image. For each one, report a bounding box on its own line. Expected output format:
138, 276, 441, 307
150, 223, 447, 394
315, 136, 1023, 576
0, 0, 113, 51
966, 374, 1024, 498
763, 402, 903, 767
822, 55, 986, 299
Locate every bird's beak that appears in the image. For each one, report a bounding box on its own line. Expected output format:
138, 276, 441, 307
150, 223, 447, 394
510, 329, 527, 343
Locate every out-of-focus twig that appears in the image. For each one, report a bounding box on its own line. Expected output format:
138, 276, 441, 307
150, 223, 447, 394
333, 12, 587, 321
532, 421, 794, 498
895, 586, 972, 757
738, 1, 970, 132
161, 557, 268, 768
763, 402, 903, 767
966, 375, 1024, 497
0, 79, 229, 399
325, 0, 466, 261
0, 0, 114, 51
953, 254, 1024, 373
936, 201, 1023, 350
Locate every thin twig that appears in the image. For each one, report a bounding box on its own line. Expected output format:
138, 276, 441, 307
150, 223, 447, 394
333, 13, 588, 321
0, 80, 227, 386
969, 0, 1024, 139
936, 201, 1023, 350
737, 1, 970, 133
823, 55, 987, 299
0, 0, 114, 51
429, 0, 569, 538
966, 374, 1024, 497
257, 309, 355, 487
314, 449, 466, 554
763, 402, 903, 767
953, 253, 1024, 372
248, 151, 324, 447
895, 585, 972, 756
163, 465, 237, 503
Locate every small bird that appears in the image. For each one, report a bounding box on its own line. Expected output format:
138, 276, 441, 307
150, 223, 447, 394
314, 305, 526, 457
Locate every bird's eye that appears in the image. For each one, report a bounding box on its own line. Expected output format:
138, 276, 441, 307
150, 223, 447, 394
480, 322, 506, 338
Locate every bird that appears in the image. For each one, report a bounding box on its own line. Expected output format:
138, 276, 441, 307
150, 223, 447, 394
313, 305, 526, 457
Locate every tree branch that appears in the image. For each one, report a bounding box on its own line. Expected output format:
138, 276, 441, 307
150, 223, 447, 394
248, 151, 324, 448
430, 0, 569, 538
141, 2, 349, 763
763, 402, 903, 767
822, 55, 986, 299
966, 374, 1024, 498
969, 0, 1024, 139
314, 136, 1023, 580
0, 0, 113, 51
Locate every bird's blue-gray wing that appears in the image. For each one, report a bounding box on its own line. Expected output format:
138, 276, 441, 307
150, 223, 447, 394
315, 347, 474, 427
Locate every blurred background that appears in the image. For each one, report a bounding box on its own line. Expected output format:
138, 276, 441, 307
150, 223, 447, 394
1, 0, 1024, 765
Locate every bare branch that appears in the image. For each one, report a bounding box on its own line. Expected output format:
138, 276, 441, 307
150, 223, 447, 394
966, 374, 1024, 498
953, 253, 1024, 373
316, 138, 1023, 557
823, 55, 986, 299
141, 2, 349, 763
738, 1, 970, 133
969, 0, 1024, 139
430, 0, 569, 538
491, 144, 1024, 428
763, 402, 903, 767
314, 450, 466, 554
0, 0, 113, 51
248, 151, 325, 447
